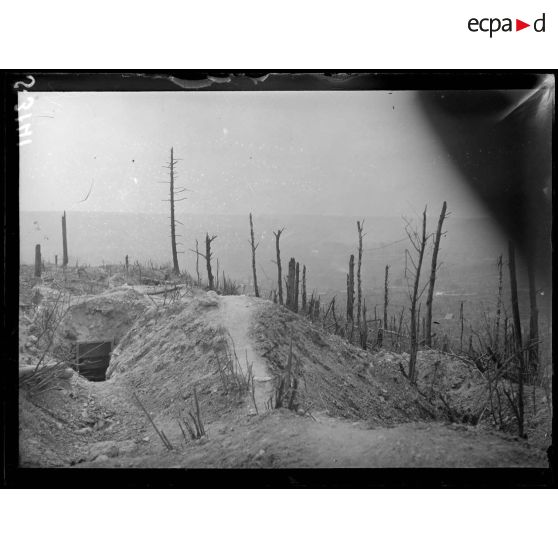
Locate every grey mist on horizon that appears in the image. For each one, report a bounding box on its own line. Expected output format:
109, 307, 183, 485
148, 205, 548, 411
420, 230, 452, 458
20, 90, 488, 219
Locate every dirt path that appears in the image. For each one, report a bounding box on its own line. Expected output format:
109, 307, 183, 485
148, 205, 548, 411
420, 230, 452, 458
218, 295, 274, 414
76, 411, 547, 468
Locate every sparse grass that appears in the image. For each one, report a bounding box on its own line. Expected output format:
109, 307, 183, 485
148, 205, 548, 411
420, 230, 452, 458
267, 333, 309, 415
220, 273, 240, 295
214, 332, 258, 413
132, 391, 173, 450
178, 387, 207, 441
216, 333, 255, 395
20, 288, 77, 396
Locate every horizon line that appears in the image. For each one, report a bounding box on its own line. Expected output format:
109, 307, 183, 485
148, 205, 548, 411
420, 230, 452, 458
19, 209, 493, 219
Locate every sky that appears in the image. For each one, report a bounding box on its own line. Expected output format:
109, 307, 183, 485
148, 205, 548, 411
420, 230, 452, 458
19, 90, 488, 218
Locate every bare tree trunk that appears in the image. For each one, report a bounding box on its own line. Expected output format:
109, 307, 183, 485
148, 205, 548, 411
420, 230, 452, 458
407, 208, 427, 384
382, 265, 389, 348
356, 220, 364, 328
494, 254, 503, 353
249, 213, 260, 297
125, 254, 129, 275
61, 211, 68, 267
34, 244, 41, 278
331, 297, 338, 333
508, 240, 525, 438
286, 258, 297, 311
205, 234, 217, 291
302, 265, 307, 312
459, 301, 464, 353
360, 298, 368, 349
294, 262, 300, 313
417, 302, 421, 347
346, 254, 355, 323
273, 229, 284, 305
527, 257, 539, 380
168, 147, 180, 275
195, 239, 200, 286
425, 201, 447, 347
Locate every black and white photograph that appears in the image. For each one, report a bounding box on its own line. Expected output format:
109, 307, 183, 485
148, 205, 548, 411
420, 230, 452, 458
10, 72, 553, 478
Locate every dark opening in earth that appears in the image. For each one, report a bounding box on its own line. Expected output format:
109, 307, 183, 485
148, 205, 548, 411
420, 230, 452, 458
75, 340, 113, 381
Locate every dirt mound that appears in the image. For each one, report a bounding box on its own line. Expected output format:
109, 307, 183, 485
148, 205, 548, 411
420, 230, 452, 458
106, 293, 252, 430
19, 371, 109, 466
55, 287, 152, 353
19, 285, 547, 469
252, 304, 438, 425
372, 349, 486, 420
19, 367, 155, 467
373, 348, 552, 449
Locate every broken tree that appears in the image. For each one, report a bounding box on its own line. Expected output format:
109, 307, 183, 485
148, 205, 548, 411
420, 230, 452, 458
61, 211, 68, 267
424, 201, 448, 347
346, 254, 355, 339
508, 240, 526, 438
273, 228, 285, 305
34, 244, 41, 278
285, 257, 299, 313
405, 207, 429, 384
380, 264, 389, 348
249, 213, 260, 297
189, 234, 218, 290
205, 234, 218, 291
301, 265, 307, 312
356, 220, 365, 328
163, 147, 187, 275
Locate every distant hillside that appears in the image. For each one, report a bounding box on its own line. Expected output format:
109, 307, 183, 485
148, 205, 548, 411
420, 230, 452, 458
20, 211, 510, 295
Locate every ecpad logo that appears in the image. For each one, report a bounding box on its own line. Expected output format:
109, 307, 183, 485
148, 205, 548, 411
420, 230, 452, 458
468, 13, 546, 37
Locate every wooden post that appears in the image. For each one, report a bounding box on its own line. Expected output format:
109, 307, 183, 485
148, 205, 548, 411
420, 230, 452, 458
34, 244, 41, 278
55, 254, 58, 268
61, 211, 68, 267
125, 254, 129, 275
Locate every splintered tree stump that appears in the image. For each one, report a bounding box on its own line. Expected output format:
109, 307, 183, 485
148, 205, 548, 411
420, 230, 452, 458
34, 244, 41, 278
61, 211, 68, 267
346, 254, 355, 323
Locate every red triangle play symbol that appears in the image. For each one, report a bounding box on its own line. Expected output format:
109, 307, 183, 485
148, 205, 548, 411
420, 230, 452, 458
516, 19, 530, 31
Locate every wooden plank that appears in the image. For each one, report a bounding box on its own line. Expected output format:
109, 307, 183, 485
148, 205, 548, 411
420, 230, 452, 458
77, 341, 112, 359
